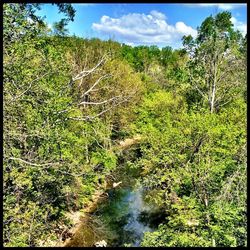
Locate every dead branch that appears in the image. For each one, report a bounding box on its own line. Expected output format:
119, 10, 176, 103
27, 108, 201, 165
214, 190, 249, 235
72, 55, 107, 82
8, 157, 88, 177
12, 72, 50, 101
80, 74, 111, 98
189, 73, 209, 101
8, 157, 60, 167
78, 95, 122, 106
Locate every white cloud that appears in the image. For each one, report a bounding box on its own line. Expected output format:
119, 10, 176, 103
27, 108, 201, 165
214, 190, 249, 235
126, 42, 135, 47
187, 3, 246, 10
92, 11, 197, 46
231, 17, 247, 35
47, 23, 52, 30
150, 10, 166, 20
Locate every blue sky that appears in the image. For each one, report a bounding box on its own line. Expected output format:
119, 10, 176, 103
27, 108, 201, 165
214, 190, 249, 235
36, 3, 247, 48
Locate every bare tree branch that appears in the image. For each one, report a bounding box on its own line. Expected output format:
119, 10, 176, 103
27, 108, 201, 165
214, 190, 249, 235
68, 95, 134, 121
8, 157, 60, 167
80, 74, 111, 97
189, 73, 209, 101
78, 95, 122, 106
7, 157, 88, 177
72, 55, 107, 82
11, 72, 50, 101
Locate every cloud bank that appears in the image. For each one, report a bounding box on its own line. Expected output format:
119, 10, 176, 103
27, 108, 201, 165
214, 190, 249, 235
92, 10, 197, 47
231, 17, 247, 35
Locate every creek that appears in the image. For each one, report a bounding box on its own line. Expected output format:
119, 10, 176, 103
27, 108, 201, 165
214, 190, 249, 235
64, 150, 166, 247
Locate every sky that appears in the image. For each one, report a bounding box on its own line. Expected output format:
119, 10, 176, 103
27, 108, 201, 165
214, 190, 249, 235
36, 3, 247, 48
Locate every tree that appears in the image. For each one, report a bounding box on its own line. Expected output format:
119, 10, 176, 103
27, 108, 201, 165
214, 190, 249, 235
52, 19, 69, 36
3, 3, 75, 47
182, 11, 246, 113
3, 5, 246, 247
135, 91, 246, 247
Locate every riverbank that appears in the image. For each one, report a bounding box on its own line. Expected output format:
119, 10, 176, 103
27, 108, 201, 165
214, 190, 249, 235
56, 135, 143, 247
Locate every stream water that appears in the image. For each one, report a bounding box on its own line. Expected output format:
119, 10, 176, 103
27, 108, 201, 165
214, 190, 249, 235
65, 164, 166, 247
96, 186, 156, 247
122, 187, 154, 246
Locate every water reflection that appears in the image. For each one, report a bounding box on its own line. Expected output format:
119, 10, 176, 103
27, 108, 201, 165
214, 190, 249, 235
65, 184, 165, 247
123, 187, 154, 246
95, 186, 156, 247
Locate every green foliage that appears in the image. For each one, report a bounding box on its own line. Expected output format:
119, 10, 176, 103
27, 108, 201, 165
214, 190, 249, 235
3, 5, 247, 247
3, 6, 127, 245
132, 85, 246, 247
183, 11, 246, 113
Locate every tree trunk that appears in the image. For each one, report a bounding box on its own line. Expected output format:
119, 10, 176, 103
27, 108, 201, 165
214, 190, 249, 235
210, 84, 216, 113
210, 52, 217, 113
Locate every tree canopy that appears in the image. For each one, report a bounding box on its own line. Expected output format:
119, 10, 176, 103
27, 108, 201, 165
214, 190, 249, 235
3, 4, 247, 247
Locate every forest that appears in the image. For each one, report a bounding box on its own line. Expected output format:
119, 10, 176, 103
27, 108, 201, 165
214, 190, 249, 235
3, 3, 247, 247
